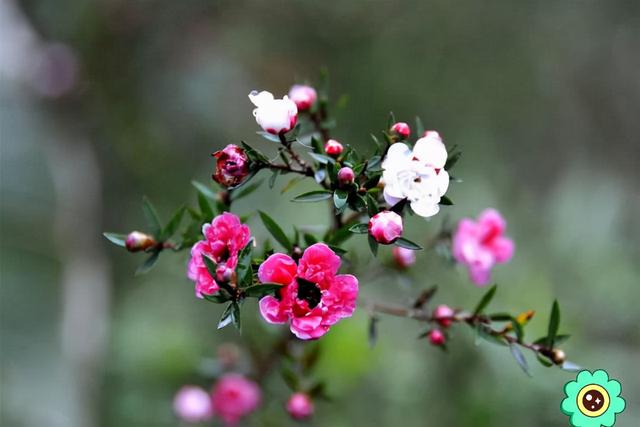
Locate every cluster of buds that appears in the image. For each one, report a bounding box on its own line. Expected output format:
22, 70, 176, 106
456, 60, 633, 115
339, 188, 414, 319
427, 304, 455, 347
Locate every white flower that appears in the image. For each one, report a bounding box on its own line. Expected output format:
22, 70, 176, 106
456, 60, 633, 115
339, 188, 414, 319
248, 90, 298, 135
381, 131, 450, 218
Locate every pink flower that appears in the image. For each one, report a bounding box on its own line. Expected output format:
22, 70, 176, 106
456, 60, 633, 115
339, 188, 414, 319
249, 90, 298, 135
187, 213, 251, 298
211, 374, 261, 426
173, 386, 213, 423
286, 392, 314, 420
324, 139, 344, 156
212, 144, 250, 187
288, 85, 317, 111
257, 243, 359, 340
452, 209, 515, 286
368, 211, 403, 244
390, 122, 410, 138
337, 166, 355, 186
392, 246, 415, 268
433, 304, 455, 327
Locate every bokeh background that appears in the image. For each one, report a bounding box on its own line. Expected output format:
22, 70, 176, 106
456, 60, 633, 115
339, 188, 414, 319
1, 1, 639, 426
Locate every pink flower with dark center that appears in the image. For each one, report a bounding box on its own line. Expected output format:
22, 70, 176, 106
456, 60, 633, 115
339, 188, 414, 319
212, 144, 250, 187
286, 392, 314, 420
211, 374, 261, 426
288, 85, 317, 111
173, 385, 213, 423
368, 211, 403, 244
257, 243, 358, 340
452, 209, 515, 286
392, 246, 416, 268
187, 213, 251, 298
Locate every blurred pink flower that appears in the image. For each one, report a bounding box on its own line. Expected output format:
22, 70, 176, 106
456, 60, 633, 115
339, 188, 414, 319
286, 392, 314, 420
288, 84, 317, 111
368, 211, 403, 244
428, 329, 446, 346
249, 90, 298, 135
187, 213, 251, 298
212, 144, 250, 187
433, 304, 455, 327
390, 122, 410, 139
258, 243, 358, 340
211, 374, 261, 426
392, 246, 415, 268
452, 209, 515, 286
173, 385, 213, 423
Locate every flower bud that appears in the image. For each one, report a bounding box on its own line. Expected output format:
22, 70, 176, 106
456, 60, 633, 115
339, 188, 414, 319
337, 167, 355, 186
324, 139, 344, 157
368, 211, 403, 244
286, 392, 314, 420
428, 329, 446, 346
422, 130, 443, 141
551, 348, 566, 365
212, 144, 250, 187
390, 122, 410, 139
392, 246, 415, 268
125, 231, 156, 252
173, 386, 213, 423
433, 304, 455, 327
288, 85, 317, 111
249, 90, 298, 135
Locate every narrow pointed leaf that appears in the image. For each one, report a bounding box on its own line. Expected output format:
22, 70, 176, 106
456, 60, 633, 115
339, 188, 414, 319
439, 195, 454, 206
142, 196, 162, 235
368, 235, 379, 256
135, 251, 160, 275
160, 206, 185, 240
232, 179, 263, 201
333, 189, 349, 210
103, 232, 127, 247
348, 223, 369, 234
197, 191, 214, 221
291, 190, 332, 202
258, 211, 292, 251
473, 284, 497, 315
509, 344, 531, 376
546, 300, 561, 347
217, 303, 235, 329
243, 283, 283, 298
191, 180, 217, 200
394, 237, 423, 250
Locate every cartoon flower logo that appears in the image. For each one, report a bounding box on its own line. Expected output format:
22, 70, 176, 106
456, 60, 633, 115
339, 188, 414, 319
561, 370, 625, 427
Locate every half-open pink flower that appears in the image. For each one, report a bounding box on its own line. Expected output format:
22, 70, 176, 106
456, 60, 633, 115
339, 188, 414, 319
187, 213, 251, 298
212, 144, 250, 187
368, 211, 403, 244
257, 243, 358, 340
288, 84, 317, 111
452, 209, 515, 286
211, 374, 261, 426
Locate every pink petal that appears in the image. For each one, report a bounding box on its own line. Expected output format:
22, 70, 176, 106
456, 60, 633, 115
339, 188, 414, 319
491, 237, 515, 263
258, 253, 297, 285
258, 296, 287, 324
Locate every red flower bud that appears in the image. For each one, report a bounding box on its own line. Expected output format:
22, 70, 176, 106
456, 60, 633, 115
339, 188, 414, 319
324, 139, 344, 157
288, 85, 317, 111
286, 393, 314, 420
337, 167, 355, 186
428, 329, 446, 346
212, 144, 250, 187
390, 122, 410, 139
433, 304, 455, 328
125, 231, 156, 252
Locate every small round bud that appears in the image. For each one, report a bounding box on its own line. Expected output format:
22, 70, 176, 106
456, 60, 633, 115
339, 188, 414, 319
390, 122, 410, 139
212, 144, 250, 187
337, 167, 355, 186
125, 231, 156, 252
288, 85, 317, 111
368, 211, 403, 245
324, 139, 344, 157
428, 329, 446, 346
433, 304, 455, 327
392, 246, 416, 269
286, 392, 314, 420
551, 348, 566, 365
173, 386, 213, 423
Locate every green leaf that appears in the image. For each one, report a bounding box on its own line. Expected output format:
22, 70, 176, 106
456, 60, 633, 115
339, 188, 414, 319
218, 303, 235, 329
303, 233, 318, 246
488, 313, 513, 321
280, 177, 304, 194
368, 316, 379, 348
241, 141, 270, 164
333, 189, 349, 211
203, 292, 232, 304
475, 324, 507, 346
268, 170, 279, 189
235, 239, 254, 288
348, 223, 369, 234
367, 155, 382, 171
561, 361, 583, 372
258, 211, 292, 251
536, 353, 554, 367
160, 206, 185, 240
439, 195, 454, 206
387, 111, 396, 129
311, 136, 324, 154
231, 302, 241, 331
445, 150, 462, 170
103, 232, 127, 248
394, 237, 423, 250
256, 131, 281, 143
546, 300, 561, 347
308, 152, 335, 165
135, 251, 160, 275
191, 180, 217, 200
202, 255, 217, 278
328, 245, 347, 256
243, 283, 283, 299
281, 367, 300, 391
413, 285, 438, 309
509, 344, 531, 377
366, 193, 379, 217
232, 179, 263, 201
197, 191, 214, 221
533, 334, 571, 346
473, 284, 497, 315
368, 235, 379, 256
142, 196, 162, 235
415, 116, 425, 136
291, 190, 332, 202
511, 317, 525, 342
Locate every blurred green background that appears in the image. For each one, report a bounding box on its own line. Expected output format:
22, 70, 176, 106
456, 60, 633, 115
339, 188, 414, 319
1, 1, 639, 426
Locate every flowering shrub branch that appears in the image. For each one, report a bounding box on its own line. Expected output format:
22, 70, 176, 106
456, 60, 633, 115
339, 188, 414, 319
104, 73, 579, 424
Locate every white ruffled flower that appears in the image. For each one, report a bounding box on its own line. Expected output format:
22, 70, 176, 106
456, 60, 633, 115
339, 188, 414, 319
381, 131, 450, 218
248, 90, 298, 135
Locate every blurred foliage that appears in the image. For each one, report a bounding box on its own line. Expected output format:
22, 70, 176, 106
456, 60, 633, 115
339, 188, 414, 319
2, 0, 639, 426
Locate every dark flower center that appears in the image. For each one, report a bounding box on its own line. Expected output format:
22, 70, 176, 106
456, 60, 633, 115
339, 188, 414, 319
296, 278, 321, 309
582, 389, 605, 413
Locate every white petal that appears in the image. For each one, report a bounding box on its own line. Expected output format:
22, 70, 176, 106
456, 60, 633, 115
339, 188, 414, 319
436, 169, 450, 195
383, 188, 403, 207
383, 177, 405, 198
248, 90, 274, 107
382, 143, 411, 171
410, 198, 440, 217
413, 136, 448, 169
